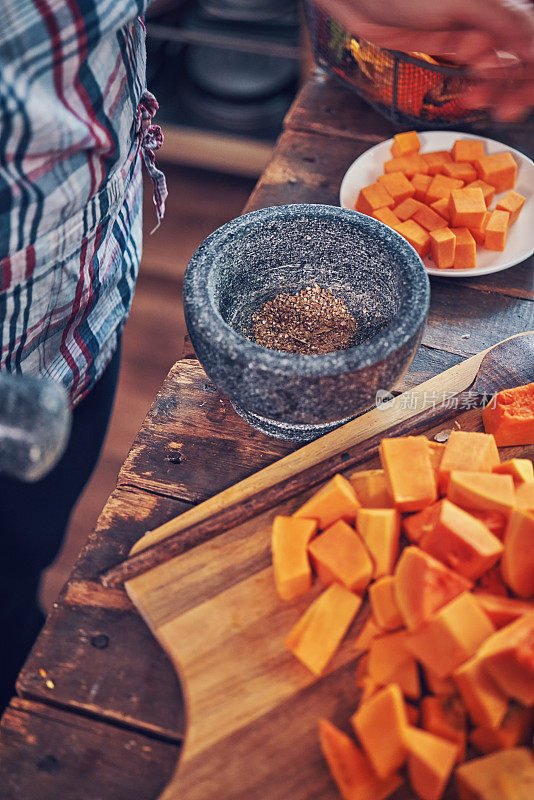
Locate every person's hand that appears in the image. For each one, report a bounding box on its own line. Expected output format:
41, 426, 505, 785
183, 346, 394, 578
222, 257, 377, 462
315, 0, 534, 120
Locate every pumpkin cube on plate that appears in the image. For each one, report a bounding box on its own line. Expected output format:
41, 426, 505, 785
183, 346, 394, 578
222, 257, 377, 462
394, 197, 424, 221
421, 150, 453, 175
475, 151, 517, 193
452, 138, 485, 164
378, 170, 415, 204
484, 209, 510, 251
442, 161, 477, 183
411, 172, 432, 202
496, 189, 526, 224
449, 187, 486, 228
355, 182, 395, 215
465, 178, 495, 208
429, 227, 456, 269
372, 206, 401, 229
384, 154, 428, 179
426, 174, 464, 204
429, 197, 450, 222
395, 219, 430, 257
451, 227, 476, 268
391, 130, 421, 157
469, 211, 491, 245
412, 204, 448, 232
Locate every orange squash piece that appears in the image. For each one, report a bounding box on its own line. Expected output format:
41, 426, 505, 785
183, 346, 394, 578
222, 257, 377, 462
285, 582, 362, 676
494, 459, 534, 485
350, 469, 393, 509
470, 510, 508, 539
384, 154, 428, 179
356, 508, 400, 578
355, 182, 395, 216
452, 139, 485, 165
402, 501, 441, 543
405, 591, 495, 678
438, 430, 500, 493
501, 509, 534, 598
430, 227, 456, 269
413, 204, 448, 232
442, 161, 477, 183
393, 197, 424, 221
378, 170, 415, 204
449, 187, 486, 228
394, 219, 431, 257
394, 545, 472, 629
482, 382, 534, 446
430, 197, 450, 222
469, 706, 534, 754
355, 651, 370, 686
475, 151, 517, 193
405, 726, 458, 800
369, 576, 403, 630
271, 515, 317, 600
421, 695, 467, 763
411, 172, 432, 202
456, 747, 534, 800
426, 174, 464, 205
516, 481, 534, 510
465, 179, 495, 208
477, 611, 534, 705
474, 593, 534, 629
372, 206, 401, 229
475, 563, 509, 594
496, 189, 526, 224
453, 653, 508, 729
368, 630, 421, 699
447, 471, 516, 517
427, 441, 445, 476
294, 474, 361, 529
351, 684, 409, 779
391, 130, 421, 158
424, 668, 457, 698
419, 499, 504, 581
380, 436, 437, 512
318, 718, 403, 800
422, 150, 453, 175
360, 675, 382, 704
484, 208, 510, 251
468, 210, 490, 245
354, 613, 382, 654
451, 227, 476, 269
308, 520, 373, 594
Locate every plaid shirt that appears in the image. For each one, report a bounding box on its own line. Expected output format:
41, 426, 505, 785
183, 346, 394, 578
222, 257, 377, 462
0, 1, 166, 406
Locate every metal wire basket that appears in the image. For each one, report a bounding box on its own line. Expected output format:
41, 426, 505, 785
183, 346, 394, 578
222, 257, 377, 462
304, 1, 486, 128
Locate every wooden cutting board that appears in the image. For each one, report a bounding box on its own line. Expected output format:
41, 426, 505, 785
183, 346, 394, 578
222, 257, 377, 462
125, 341, 534, 800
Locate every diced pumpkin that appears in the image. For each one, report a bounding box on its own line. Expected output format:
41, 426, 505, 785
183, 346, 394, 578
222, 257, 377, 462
285, 582, 362, 676
355, 182, 395, 215
378, 170, 415, 204
447, 471, 516, 516
475, 565, 509, 598
469, 511, 508, 541
379, 436, 437, 512
368, 630, 421, 699
501, 509, 534, 598
496, 189, 526, 224
421, 150, 452, 175
384, 153, 428, 179
468, 210, 490, 245
355, 651, 370, 686
350, 469, 393, 509
449, 187, 486, 228
442, 161, 477, 183
465, 179, 495, 208
482, 382, 534, 447
351, 684, 409, 779
421, 694, 467, 763
485, 209, 510, 252
427, 441, 445, 476
308, 520, 373, 594
430, 227, 456, 269
356, 508, 400, 578
473, 593, 534, 629
391, 130, 421, 158
402, 501, 442, 543
475, 151, 517, 193
438, 430, 500, 493
354, 614, 382, 654
456, 748, 534, 800
405, 726, 458, 800
430, 197, 450, 222
453, 653, 508, 729
393, 197, 424, 221
372, 206, 401, 228
394, 219, 431, 257
413, 203, 448, 232
318, 718, 403, 800
451, 227, 476, 269
271, 515, 317, 600
426, 174, 464, 205
494, 459, 534, 485
394, 545, 472, 629
516, 481, 534, 510
405, 591, 495, 678
470, 706, 534, 753
419, 498, 504, 582
452, 139, 485, 165
411, 173, 433, 202
294, 474, 360, 529
477, 611, 534, 705
369, 576, 403, 630
424, 667, 457, 698
360, 675, 382, 704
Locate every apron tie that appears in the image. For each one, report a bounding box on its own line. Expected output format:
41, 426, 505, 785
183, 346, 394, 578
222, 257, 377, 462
137, 90, 167, 233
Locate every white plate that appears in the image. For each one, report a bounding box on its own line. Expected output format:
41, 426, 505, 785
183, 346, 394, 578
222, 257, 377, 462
339, 130, 534, 277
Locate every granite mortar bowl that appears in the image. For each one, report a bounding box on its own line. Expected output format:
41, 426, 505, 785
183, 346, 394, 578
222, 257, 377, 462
183, 204, 430, 441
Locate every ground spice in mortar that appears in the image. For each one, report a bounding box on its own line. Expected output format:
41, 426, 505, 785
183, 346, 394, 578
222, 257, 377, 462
251, 283, 358, 355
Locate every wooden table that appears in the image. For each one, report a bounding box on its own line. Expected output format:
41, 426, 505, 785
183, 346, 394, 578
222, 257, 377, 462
1, 70, 532, 800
